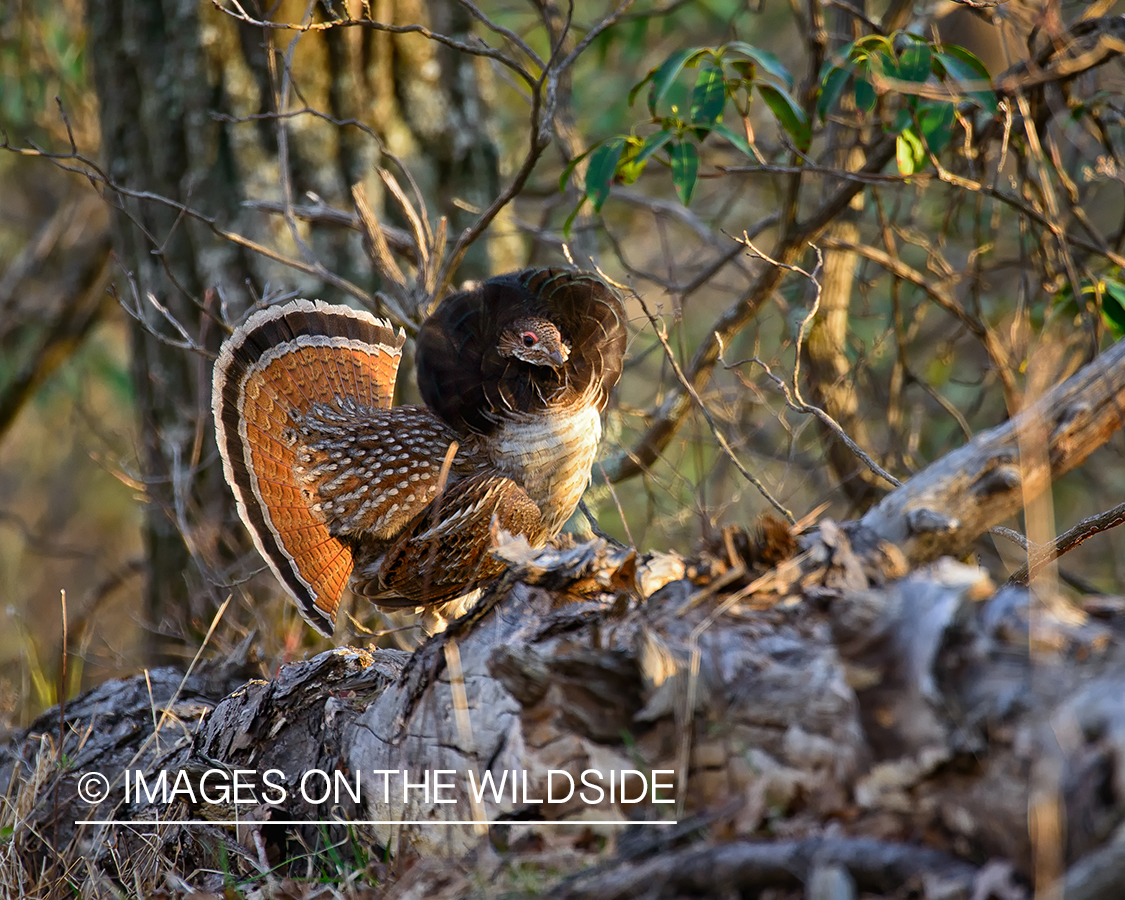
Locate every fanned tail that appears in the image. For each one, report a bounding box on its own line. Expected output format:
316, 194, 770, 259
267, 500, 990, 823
212, 299, 406, 635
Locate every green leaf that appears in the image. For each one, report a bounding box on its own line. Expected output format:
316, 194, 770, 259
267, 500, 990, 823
935, 49, 997, 115
724, 42, 793, 89
854, 74, 877, 113
670, 141, 699, 205
585, 137, 625, 211
817, 43, 853, 84
917, 100, 955, 154
817, 64, 851, 122
940, 44, 991, 81
710, 121, 754, 157
758, 84, 811, 151
562, 196, 587, 238
630, 47, 702, 108
863, 48, 896, 83
614, 136, 647, 185
1103, 278, 1125, 304
896, 128, 925, 175
628, 75, 652, 108
642, 47, 706, 114
896, 133, 915, 176
689, 64, 727, 136
1102, 279, 1125, 338
896, 40, 932, 84
559, 146, 594, 193
636, 129, 674, 164
559, 146, 593, 193
853, 34, 896, 59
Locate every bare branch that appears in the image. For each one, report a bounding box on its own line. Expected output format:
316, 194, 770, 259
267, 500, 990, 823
0, 140, 373, 307
434, 92, 551, 300
457, 0, 543, 69
243, 198, 415, 257
819, 235, 1019, 407
1008, 501, 1125, 587
599, 135, 899, 485
557, 0, 636, 75
211, 0, 539, 87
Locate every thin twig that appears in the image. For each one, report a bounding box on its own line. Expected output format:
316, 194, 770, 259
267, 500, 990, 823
618, 274, 797, 525
819, 235, 1019, 407
0, 140, 374, 307
212, 0, 538, 87
598, 134, 901, 485
1007, 501, 1125, 586
736, 238, 902, 490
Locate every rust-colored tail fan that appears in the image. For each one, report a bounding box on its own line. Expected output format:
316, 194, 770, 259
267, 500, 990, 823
212, 300, 406, 635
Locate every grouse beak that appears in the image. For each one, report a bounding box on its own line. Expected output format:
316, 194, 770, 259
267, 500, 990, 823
549, 345, 570, 371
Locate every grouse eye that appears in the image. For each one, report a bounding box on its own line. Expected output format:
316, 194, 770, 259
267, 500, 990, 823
520, 332, 538, 348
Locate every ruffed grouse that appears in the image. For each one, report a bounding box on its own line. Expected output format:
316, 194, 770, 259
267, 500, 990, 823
212, 268, 627, 635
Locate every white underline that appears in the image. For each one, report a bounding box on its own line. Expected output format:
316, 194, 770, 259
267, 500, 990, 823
76, 819, 677, 827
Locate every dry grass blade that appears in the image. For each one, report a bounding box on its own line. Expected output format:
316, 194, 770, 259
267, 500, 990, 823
379, 168, 432, 281
351, 182, 407, 292
426, 216, 449, 298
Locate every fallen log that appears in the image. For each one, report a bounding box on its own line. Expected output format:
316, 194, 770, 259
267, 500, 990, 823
5, 339, 1125, 898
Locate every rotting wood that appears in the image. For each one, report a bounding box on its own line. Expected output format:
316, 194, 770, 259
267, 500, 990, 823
5, 530, 1125, 897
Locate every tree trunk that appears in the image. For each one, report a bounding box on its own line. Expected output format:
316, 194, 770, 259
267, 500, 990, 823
88, 0, 247, 660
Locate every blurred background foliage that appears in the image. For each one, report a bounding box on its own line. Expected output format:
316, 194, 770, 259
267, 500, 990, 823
1, 0, 1124, 725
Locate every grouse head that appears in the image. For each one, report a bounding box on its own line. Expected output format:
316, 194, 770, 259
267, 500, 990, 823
496, 317, 571, 371
416, 268, 627, 435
